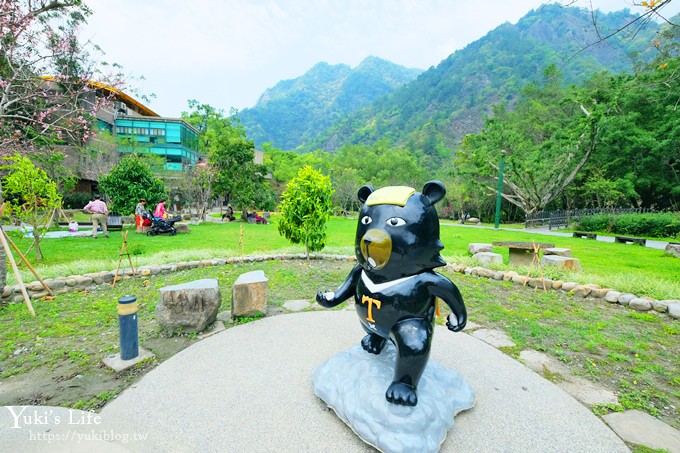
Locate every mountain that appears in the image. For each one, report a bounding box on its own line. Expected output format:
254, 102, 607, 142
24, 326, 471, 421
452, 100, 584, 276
236, 56, 422, 149
306, 4, 661, 155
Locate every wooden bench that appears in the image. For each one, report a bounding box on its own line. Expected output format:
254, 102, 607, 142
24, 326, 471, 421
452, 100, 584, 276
614, 235, 646, 246
573, 231, 596, 239
492, 241, 555, 266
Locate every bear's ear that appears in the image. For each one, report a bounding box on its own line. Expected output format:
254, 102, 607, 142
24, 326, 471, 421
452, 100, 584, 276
422, 180, 446, 206
357, 185, 375, 203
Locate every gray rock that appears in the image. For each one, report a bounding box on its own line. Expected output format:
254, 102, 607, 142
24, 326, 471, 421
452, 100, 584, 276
503, 271, 518, 282
313, 343, 475, 453
561, 282, 579, 292
664, 243, 680, 258
573, 286, 592, 298
651, 300, 668, 313
527, 278, 551, 289
511, 274, 529, 285
232, 270, 268, 317
493, 271, 505, 281
157, 279, 222, 333
604, 291, 622, 303
668, 303, 680, 320
467, 243, 492, 255
629, 298, 652, 311
603, 410, 680, 453
618, 294, 635, 306
589, 288, 613, 298
551, 280, 564, 290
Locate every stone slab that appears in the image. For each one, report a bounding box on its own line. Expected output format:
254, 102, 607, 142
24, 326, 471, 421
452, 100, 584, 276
544, 247, 572, 257
470, 329, 516, 348
102, 347, 155, 373
283, 299, 312, 311
519, 350, 618, 406
71, 311, 627, 452
603, 410, 680, 452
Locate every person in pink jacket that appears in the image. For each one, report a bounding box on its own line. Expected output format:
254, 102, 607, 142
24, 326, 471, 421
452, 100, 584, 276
154, 199, 167, 219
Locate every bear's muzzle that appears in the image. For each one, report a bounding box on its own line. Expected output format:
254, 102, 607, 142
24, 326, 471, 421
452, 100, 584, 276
360, 229, 392, 269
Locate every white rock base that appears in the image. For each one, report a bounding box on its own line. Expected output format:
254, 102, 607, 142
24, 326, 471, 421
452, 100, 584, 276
312, 343, 475, 453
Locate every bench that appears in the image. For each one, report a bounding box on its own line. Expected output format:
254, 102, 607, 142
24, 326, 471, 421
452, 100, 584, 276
492, 241, 555, 266
614, 236, 646, 246
573, 231, 596, 239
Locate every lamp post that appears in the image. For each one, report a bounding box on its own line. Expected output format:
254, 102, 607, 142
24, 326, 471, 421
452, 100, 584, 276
494, 150, 506, 229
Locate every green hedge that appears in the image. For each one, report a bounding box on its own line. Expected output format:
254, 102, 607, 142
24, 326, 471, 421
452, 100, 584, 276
574, 212, 680, 238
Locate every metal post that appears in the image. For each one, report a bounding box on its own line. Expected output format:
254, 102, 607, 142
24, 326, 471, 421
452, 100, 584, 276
494, 151, 506, 229
118, 295, 139, 360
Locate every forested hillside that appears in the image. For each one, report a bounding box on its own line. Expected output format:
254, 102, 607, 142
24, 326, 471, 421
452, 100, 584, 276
236, 57, 421, 149
309, 4, 660, 157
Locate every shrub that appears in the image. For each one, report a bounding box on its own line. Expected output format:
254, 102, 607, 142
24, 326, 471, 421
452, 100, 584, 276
575, 212, 680, 238
63, 192, 93, 209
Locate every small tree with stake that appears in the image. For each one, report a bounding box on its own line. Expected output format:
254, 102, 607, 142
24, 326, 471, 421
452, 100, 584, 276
277, 166, 334, 259
1, 153, 62, 261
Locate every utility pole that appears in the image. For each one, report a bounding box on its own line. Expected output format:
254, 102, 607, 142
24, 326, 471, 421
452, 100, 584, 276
494, 150, 506, 229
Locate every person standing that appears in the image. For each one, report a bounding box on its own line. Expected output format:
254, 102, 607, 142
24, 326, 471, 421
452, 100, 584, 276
135, 198, 147, 232
83, 195, 109, 238
154, 198, 167, 219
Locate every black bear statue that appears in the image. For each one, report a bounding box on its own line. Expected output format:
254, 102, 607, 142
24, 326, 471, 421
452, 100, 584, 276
316, 180, 467, 407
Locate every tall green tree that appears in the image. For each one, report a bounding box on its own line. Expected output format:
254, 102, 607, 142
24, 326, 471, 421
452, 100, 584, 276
277, 166, 334, 258
182, 101, 272, 213
458, 66, 600, 214
98, 155, 166, 215
1, 154, 61, 261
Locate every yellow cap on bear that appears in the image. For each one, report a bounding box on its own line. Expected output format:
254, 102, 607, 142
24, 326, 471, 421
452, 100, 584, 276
366, 186, 416, 207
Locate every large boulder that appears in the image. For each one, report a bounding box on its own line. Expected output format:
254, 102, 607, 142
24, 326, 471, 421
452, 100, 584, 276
157, 279, 222, 332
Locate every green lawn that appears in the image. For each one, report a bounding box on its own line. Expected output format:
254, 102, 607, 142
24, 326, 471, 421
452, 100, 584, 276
5, 215, 680, 299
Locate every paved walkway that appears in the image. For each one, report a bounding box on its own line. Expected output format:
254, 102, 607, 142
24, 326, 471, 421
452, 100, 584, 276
2, 311, 631, 452
443, 223, 670, 250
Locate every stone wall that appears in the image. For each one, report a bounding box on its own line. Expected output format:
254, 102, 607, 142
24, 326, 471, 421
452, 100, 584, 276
1, 254, 677, 320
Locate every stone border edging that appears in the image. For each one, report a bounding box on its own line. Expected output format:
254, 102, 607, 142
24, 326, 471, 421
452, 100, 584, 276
446, 263, 679, 320
1, 254, 678, 320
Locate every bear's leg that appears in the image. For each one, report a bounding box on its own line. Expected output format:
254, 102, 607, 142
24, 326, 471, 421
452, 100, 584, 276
360, 331, 387, 355
386, 317, 433, 406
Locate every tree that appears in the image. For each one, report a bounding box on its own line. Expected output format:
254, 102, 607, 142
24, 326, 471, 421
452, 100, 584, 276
176, 161, 217, 221
1, 153, 61, 261
458, 66, 600, 214
182, 101, 272, 213
0, 0, 124, 153
98, 155, 166, 215
277, 166, 334, 258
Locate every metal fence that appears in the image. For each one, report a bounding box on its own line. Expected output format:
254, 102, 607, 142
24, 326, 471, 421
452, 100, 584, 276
525, 207, 650, 230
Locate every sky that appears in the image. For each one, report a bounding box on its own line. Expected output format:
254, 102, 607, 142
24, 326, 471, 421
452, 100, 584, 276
80, 0, 680, 118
